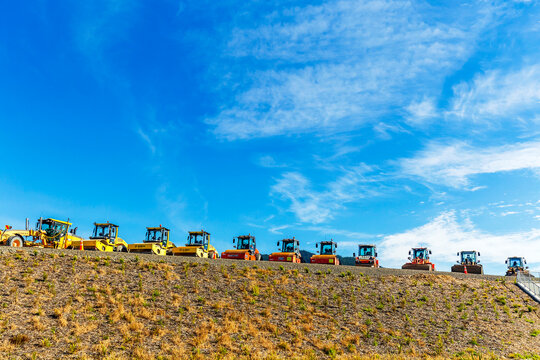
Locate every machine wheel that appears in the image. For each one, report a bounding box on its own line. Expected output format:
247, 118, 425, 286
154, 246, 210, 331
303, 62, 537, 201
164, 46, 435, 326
116, 245, 127, 252
8, 236, 24, 247
256, 253, 262, 261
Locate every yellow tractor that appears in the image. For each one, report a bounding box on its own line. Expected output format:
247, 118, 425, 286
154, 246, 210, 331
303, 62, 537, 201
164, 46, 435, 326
71, 222, 129, 252
171, 230, 219, 258
1, 217, 82, 249
128, 225, 175, 255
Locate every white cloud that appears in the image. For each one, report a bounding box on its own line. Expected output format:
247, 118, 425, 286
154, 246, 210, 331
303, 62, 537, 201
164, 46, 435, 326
448, 64, 540, 123
208, 0, 498, 139
468, 186, 486, 192
257, 155, 287, 168
379, 211, 540, 270
268, 224, 291, 235
137, 127, 156, 154
406, 97, 437, 126
399, 140, 540, 187
271, 166, 376, 224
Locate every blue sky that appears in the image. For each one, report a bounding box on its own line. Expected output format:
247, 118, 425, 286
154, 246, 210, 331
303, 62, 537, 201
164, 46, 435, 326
1, 0, 539, 275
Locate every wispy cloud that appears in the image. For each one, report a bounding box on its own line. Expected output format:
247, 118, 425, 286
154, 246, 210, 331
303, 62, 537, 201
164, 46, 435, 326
207, 0, 499, 140
268, 224, 291, 235
447, 64, 540, 124
270, 165, 377, 224
399, 139, 540, 188
256, 155, 287, 168
137, 127, 156, 154
405, 97, 437, 127
379, 211, 540, 270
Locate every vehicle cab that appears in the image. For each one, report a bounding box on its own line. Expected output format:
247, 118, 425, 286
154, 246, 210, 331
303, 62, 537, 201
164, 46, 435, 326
171, 230, 218, 258
91, 223, 119, 243
354, 244, 379, 267
37, 218, 78, 248
311, 240, 339, 265
145, 226, 171, 248
409, 247, 431, 262
128, 225, 173, 256
269, 237, 301, 263
505, 256, 528, 276
458, 250, 479, 265
221, 234, 260, 260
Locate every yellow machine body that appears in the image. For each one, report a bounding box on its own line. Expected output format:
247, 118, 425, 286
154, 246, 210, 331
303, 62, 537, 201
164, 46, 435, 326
128, 226, 174, 255
1, 218, 82, 249
171, 230, 218, 258
72, 222, 128, 252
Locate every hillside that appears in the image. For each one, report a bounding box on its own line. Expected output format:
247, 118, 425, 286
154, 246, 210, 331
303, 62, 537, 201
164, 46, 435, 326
0, 248, 538, 359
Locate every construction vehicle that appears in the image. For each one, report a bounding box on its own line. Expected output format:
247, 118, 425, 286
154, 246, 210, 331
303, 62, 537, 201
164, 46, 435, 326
402, 247, 435, 271
128, 226, 175, 255
451, 250, 483, 274
353, 244, 379, 268
171, 230, 218, 258
505, 256, 529, 276
269, 237, 302, 263
310, 240, 339, 265
71, 222, 129, 252
1, 218, 82, 249
221, 234, 261, 260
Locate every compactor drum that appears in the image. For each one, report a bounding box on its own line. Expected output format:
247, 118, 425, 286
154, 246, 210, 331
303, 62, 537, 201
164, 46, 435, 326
269, 238, 302, 263
221, 234, 261, 260
310, 240, 339, 265
72, 222, 129, 252
354, 244, 379, 268
402, 247, 435, 271
128, 226, 175, 256
171, 230, 218, 258
451, 251, 483, 274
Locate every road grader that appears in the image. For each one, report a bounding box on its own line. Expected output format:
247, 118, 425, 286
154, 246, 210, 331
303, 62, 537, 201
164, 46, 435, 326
221, 234, 261, 260
1, 217, 82, 249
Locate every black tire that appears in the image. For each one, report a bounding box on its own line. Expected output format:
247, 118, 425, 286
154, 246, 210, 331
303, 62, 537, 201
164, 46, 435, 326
8, 235, 24, 247
116, 245, 127, 252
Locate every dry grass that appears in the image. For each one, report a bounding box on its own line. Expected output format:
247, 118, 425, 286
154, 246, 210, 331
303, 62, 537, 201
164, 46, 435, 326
0, 251, 538, 359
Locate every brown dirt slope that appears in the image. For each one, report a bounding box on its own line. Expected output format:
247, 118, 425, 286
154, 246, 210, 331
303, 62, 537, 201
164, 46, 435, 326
0, 249, 538, 359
